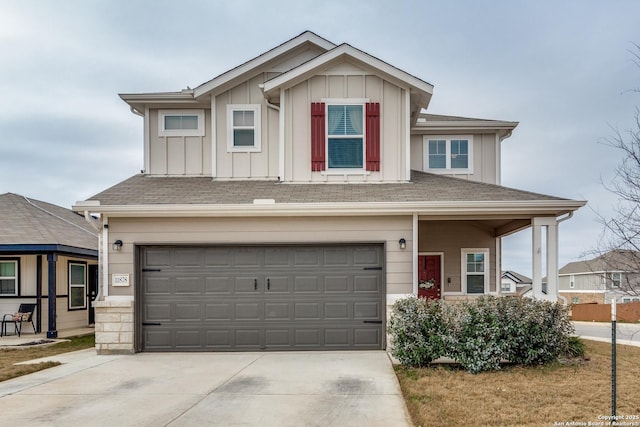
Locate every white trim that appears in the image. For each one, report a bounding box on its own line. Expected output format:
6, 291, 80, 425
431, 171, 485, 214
423, 135, 474, 174
263, 44, 433, 96
405, 89, 411, 181
143, 107, 150, 173
558, 289, 607, 294
495, 133, 501, 184
0, 259, 19, 296
569, 274, 575, 289
211, 96, 217, 177
158, 109, 205, 137
278, 90, 285, 181
226, 104, 262, 153
461, 248, 490, 295
412, 213, 419, 295
73, 199, 587, 218
194, 31, 336, 98
68, 262, 87, 310
324, 101, 366, 170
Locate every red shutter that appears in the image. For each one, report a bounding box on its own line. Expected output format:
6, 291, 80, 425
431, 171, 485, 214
310, 102, 326, 171
366, 102, 380, 171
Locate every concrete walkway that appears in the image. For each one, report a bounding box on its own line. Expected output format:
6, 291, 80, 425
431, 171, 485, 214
0, 350, 412, 427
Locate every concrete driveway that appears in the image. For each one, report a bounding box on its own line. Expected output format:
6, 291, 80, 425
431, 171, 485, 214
0, 350, 412, 427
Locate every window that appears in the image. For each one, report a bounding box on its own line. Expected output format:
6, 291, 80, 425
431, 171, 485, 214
327, 104, 364, 169
462, 249, 489, 294
0, 259, 18, 296
623, 298, 631, 303
423, 135, 473, 174
159, 110, 205, 137
501, 282, 513, 293
69, 263, 87, 310
610, 272, 621, 288
227, 105, 261, 152
571, 297, 580, 304
569, 274, 575, 289
310, 101, 380, 172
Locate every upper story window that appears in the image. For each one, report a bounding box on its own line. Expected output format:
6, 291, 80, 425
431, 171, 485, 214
0, 259, 19, 296
610, 272, 622, 288
501, 281, 513, 293
311, 101, 380, 173
227, 104, 261, 152
423, 135, 473, 174
462, 249, 489, 294
159, 110, 205, 137
327, 104, 364, 169
569, 274, 575, 288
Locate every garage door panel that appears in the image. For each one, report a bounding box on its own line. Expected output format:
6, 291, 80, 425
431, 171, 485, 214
144, 277, 172, 295
205, 303, 232, 320
324, 276, 349, 292
325, 302, 349, 320
294, 303, 320, 320
236, 303, 261, 320
265, 302, 289, 319
144, 249, 172, 268
145, 303, 171, 321
175, 303, 201, 321
174, 277, 204, 294
354, 328, 382, 346
235, 277, 258, 293
205, 277, 232, 293
354, 302, 380, 319
354, 275, 382, 293
294, 276, 321, 293
235, 329, 261, 347
141, 244, 384, 352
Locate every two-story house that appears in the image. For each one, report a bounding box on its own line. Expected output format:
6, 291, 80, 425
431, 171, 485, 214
559, 250, 640, 305
73, 31, 585, 354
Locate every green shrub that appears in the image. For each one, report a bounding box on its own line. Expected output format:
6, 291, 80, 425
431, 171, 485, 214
388, 297, 449, 367
564, 336, 586, 358
388, 295, 575, 373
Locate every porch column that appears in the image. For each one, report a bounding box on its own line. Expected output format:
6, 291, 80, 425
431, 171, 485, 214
532, 217, 558, 301
46, 252, 58, 338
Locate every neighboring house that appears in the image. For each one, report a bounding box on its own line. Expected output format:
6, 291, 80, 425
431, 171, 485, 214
559, 250, 640, 305
501, 271, 532, 296
0, 193, 98, 337
73, 31, 585, 354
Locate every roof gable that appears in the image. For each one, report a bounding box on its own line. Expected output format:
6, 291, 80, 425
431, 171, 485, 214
193, 31, 335, 98
262, 43, 433, 109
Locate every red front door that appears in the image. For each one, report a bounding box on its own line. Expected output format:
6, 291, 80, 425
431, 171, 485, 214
418, 255, 442, 300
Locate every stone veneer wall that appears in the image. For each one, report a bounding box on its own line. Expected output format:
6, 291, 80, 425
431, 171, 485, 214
93, 297, 135, 355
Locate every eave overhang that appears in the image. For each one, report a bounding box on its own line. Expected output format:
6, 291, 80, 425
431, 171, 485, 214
74, 199, 586, 219
119, 92, 206, 113
193, 31, 336, 98
412, 119, 519, 139
0, 244, 98, 258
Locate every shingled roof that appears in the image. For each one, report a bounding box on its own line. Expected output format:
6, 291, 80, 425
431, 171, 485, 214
88, 170, 569, 206
0, 193, 98, 250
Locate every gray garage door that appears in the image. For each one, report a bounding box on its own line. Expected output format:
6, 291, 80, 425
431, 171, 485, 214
139, 245, 385, 351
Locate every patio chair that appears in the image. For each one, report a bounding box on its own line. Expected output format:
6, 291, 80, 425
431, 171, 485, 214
1, 303, 36, 337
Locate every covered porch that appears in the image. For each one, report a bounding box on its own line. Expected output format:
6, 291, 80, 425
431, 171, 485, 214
410, 213, 574, 302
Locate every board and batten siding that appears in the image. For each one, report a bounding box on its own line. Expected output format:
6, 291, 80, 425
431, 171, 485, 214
148, 109, 213, 176
285, 68, 407, 183
410, 133, 499, 184
418, 221, 497, 294
106, 215, 413, 297
558, 273, 605, 291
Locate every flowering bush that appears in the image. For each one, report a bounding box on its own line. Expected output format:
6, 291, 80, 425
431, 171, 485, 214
388, 295, 574, 373
388, 297, 450, 366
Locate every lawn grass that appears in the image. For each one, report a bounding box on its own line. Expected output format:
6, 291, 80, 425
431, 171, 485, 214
395, 340, 640, 427
0, 334, 95, 382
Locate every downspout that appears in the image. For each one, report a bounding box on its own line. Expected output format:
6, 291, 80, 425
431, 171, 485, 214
258, 84, 283, 181
556, 211, 574, 306
83, 211, 105, 301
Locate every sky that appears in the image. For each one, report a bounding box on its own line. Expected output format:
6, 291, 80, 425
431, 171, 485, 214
1, 0, 639, 276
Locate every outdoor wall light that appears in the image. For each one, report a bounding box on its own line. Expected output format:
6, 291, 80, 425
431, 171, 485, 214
399, 238, 406, 250
112, 240, 123, 251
